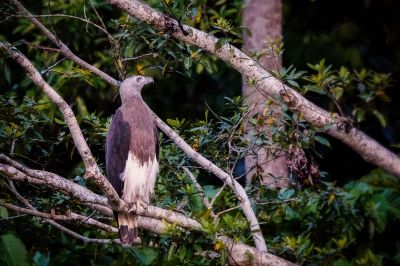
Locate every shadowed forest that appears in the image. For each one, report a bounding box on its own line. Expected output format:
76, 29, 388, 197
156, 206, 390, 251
1, 0, 400, 265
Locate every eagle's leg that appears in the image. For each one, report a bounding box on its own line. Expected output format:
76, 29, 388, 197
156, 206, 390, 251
128, 200, 148, 213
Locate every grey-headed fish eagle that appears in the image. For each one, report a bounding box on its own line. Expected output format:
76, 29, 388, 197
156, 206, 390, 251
105, 76, 159, 246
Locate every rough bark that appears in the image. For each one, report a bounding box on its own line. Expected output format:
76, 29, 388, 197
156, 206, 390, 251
0, 42, 122, 210
0, 157, 294, 265
242, 0, 289, 188
103, 0, 400, 178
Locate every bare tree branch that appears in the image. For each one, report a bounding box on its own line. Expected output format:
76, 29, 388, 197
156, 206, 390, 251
0, 161, 295, 265
104, 0, 400, 178
0, 157, 202, 231
0, 202, 117, 233
218, 236, 296, 266
4, 180, 126, 245
10, 14, 114, 40
0, 42, 122, 210
47, 220, 122, 244
154, 116, 268, 251
182, 166, 216, 217
0, 5, 296, 260
9, 0, 120, 87
0, 36, 268, 250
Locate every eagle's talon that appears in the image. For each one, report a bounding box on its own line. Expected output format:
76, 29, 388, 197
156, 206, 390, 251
128, 200, 148, 213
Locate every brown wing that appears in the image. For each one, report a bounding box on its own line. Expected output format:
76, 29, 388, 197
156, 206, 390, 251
105, 109, 130, 196
154, 124, 159, 160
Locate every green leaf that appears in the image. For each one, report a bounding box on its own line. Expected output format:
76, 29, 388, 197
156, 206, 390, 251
183, 57, 192, 69
284, 206, 300, 220
314, 135, 331, 147
278, 189, 295, 200
166, 118, 180, 128
372, 110, 386, 127
0, 233, 29, 266
132, 246, 158, 265
3, 62, 11, 85
303, 85, 326, 95
333, 259, 351, 266
331, 86, 343, 100
215, 37, 229, 51
0, 207, 8, 219
54, 118, 65, 125
203, 185, 220, 203
33, 251, 50, 266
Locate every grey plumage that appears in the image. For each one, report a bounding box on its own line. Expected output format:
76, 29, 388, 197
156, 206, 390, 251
105, 76, 159, 246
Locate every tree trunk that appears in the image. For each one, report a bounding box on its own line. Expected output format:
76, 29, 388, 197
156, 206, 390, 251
242, 0, 289, 188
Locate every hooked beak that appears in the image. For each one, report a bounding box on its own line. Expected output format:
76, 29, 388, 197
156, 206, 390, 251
145, 76, 154, 85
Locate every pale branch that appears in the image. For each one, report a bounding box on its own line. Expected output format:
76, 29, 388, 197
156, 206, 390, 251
41, 58, 66, 74
10, 14, 114, 41
0, 42, 122, 210
182, 166, 216, 217
215, 206, 241, 218
0, 161, 295, 264
0, 202, 117, 233
0, 158, 201, 231
46, 219, 123, 244
11, 0, 398, 178
154, 115, 268, 252
0, 160, 109, 206
9, 0, 120, 87
84, 202, 114, 217
129, 202, 202, 231
5, 0, 393, 259
104, 0, 400, 178
1, 32, 267, 250
121, 53, 157, 62
209, 183, 226, 209
86, 0, 125, 79
218, 236, 296, 266
5, 180, 125, 245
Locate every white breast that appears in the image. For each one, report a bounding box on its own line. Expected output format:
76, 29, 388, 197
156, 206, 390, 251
121, 152, 159, 203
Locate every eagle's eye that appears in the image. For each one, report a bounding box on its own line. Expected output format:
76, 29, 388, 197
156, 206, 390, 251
136, 77, 142, 82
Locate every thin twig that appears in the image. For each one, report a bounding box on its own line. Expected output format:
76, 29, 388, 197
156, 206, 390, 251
216, 206, 241, 217
87, 0, 125, 79
11, 14, 114, 41
121, 53, 157, 62
105, 0, 400, 180
0, 42, 123, 210
41, 58, 66, 74
182, 166, 216, 217
0, 214, 28, 221
10, 0, 120, 87
209, 183, 226, 209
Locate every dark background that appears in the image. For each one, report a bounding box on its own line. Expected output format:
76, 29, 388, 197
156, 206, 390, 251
1, 0, 399, 182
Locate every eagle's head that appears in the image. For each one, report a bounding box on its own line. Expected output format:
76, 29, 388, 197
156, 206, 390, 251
120, 75, 154, 102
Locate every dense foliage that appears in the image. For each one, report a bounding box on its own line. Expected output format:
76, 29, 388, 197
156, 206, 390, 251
1, 0, 400, 265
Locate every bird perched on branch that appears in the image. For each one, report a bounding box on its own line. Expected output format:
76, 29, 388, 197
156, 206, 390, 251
105, 76, 159, 246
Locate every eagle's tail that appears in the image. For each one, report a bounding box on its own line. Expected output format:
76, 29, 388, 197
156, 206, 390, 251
118, 212, 138, 246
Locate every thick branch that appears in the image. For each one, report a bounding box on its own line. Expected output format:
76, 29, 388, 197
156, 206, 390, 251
1, 34, 267, 249
154, 116, 268, 251
0, 202, 117, 233
104, 0, 400, 178
0, 161, 295, 264
4, 180, 125, 244
0, 42, 122, 210
0, 162, 109, 206
218, 236, 296, 266
10, 0, 120, 87
0, 159, 201, 231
